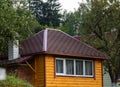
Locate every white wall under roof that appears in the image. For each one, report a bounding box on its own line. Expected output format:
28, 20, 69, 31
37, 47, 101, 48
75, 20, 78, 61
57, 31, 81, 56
8, 40, 19, 60
103, 68, 120, 87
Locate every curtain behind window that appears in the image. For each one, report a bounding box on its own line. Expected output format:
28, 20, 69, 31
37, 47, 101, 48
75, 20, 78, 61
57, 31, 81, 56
66, 60, 74, 74
56, 60, 63, 73
85, 61, 92, 75
76, 60, 83, 75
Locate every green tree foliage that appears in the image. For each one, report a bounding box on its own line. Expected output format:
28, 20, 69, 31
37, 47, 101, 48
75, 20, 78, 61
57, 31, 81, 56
0, 0, 38, 54
29, 0, 62, 28
58, 11, 80, 36
59, 7, 90, 36
79, 0, 120, 87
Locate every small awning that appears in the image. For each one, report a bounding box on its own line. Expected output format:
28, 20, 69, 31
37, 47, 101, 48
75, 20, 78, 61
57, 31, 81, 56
0, 55, 33, 65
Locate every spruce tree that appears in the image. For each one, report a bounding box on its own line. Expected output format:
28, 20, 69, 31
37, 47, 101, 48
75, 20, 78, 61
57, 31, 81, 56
29, 0, 62, 27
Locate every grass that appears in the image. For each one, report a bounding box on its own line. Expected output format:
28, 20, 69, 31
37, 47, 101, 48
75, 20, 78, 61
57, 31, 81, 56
0, 75, 33, 87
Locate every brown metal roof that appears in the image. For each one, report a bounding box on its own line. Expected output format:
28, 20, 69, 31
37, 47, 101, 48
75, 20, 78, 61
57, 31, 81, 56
0, 55, 33, 65
20, 30, 44, 56
19, 28, 105, 59
46, 29, 105, 59
0, 28, 106, 63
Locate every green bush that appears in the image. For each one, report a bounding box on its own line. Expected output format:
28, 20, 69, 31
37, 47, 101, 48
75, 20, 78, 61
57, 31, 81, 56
0, 75, 33, 87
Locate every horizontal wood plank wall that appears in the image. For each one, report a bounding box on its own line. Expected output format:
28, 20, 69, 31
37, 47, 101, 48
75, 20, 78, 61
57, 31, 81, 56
45, 55, 103, 87
7, 58, 36, 86
17, 64, 35, 84
34, 55, 45, 87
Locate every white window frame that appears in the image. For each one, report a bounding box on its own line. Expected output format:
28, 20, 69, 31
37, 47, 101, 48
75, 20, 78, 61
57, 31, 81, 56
56, 58, 94, 77
55, 58, 65, 75
75, 59, 84, 76
84, 60, 94, 77
65, 59, 74, 75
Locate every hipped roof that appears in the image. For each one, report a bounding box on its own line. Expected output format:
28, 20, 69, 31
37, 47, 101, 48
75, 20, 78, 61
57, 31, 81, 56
20, 28, 105, 59
0, 28, 106, 64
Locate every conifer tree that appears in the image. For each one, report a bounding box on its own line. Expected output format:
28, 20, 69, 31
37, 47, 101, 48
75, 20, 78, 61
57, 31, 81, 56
29, 0, 62, 27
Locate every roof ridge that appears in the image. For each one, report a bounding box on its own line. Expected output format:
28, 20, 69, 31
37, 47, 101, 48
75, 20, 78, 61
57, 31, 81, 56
45, 28, 82, 42
43, 29, 48, 51
21, 29, 45, 42
55, 29, 104, 55
73, 36, 104, 55
45, 28, 103, 54
20, 28, 105, 58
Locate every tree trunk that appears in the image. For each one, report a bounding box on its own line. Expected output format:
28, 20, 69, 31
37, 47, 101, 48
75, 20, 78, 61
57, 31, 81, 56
111, 82, 117, 87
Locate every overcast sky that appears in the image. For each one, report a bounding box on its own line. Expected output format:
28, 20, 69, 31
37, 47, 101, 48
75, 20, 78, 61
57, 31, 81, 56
59, 0, 86, 12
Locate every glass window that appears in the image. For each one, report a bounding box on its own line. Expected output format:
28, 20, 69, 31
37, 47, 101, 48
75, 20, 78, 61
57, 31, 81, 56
76, 60, 83, 75
85, 61, 93, 75
66, 60, 74, 75
56, 58, 94, 77
56, 59, 63, 73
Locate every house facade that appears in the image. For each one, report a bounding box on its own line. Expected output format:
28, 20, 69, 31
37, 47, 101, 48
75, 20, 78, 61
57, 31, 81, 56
39, 55, 103, 87
0, 28, 105, 87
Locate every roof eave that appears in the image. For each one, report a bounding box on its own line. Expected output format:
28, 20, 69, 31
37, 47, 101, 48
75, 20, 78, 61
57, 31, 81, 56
43, 52, 106, 60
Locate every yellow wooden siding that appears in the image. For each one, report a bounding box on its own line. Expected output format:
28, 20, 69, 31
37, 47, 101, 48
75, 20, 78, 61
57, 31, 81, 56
34, 55, 45, 87
45, 55, 103, 87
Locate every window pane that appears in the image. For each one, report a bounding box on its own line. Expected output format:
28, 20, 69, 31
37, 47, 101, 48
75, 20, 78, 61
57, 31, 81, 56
56, 60, 63, 73
85, 61, 93, 75
66, 60, 74, 75
76, 60, 83, 75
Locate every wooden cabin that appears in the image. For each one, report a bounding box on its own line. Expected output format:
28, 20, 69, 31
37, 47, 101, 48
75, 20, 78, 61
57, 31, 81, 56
0, 28, 106, 87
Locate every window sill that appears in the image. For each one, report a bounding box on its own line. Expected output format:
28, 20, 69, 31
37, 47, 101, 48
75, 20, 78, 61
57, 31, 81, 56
56, 74, 94, 78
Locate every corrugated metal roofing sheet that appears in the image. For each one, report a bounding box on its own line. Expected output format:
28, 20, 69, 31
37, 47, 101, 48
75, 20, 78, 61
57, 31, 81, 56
0, 28, 106, 63
20, 30, 44, 56
47, 29, 105, 59
20, 28, 105, 59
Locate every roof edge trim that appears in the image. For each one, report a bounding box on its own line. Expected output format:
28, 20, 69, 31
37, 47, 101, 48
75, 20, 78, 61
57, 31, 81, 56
43, 29, 48, 51
43, 52, 106, 59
